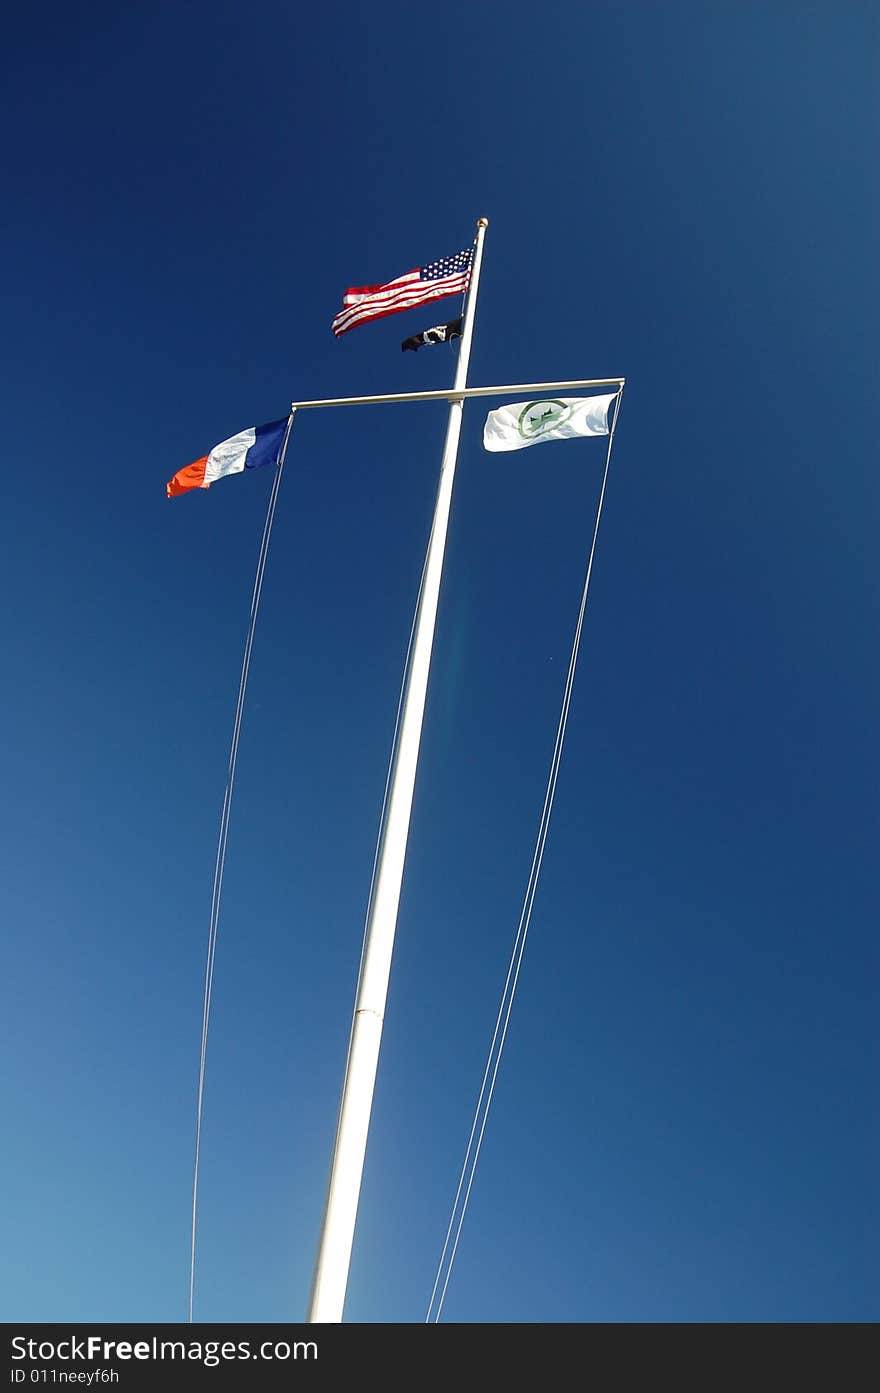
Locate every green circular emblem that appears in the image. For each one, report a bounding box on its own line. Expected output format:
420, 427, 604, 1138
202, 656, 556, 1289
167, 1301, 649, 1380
517, 399, 572, 440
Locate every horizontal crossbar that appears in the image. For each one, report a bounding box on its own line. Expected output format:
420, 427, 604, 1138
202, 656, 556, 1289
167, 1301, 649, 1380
290, 377, 625, 411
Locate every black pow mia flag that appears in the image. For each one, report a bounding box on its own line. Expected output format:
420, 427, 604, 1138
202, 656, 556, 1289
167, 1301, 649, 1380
401, 317, 463, 352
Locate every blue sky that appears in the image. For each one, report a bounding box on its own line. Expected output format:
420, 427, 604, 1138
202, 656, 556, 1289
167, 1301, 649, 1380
2, 1, 876, 1322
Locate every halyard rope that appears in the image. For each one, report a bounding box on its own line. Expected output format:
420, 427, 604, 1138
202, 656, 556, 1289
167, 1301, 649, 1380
426, 389, 624, 1322
188, 411, 294, 1322
187, 410, 435, 1322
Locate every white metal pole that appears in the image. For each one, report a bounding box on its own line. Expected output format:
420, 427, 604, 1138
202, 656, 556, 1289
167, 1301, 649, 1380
307, 219, 489, 1323
290, 377, 624, 411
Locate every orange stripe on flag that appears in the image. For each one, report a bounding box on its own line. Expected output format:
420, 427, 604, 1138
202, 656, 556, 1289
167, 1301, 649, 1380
167, 455, 209, 499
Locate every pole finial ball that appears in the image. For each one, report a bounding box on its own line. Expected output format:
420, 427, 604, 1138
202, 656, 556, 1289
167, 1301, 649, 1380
477, 217, 489, 228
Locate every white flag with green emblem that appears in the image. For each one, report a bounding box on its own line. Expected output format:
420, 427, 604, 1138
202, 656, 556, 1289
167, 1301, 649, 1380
482, 393, 617, 452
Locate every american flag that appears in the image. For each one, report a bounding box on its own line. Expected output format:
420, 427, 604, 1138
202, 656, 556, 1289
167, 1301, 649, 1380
331, 247, 473, 337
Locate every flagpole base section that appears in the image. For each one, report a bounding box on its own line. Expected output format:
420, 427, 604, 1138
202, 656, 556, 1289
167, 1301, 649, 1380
307, 1008, 383, 1323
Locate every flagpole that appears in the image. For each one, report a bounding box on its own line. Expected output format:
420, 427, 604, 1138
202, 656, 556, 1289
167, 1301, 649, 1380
307, 218, 489, 1324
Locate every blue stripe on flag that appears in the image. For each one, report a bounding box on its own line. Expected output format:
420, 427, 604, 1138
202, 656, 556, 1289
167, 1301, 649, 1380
246, 418, 287, 471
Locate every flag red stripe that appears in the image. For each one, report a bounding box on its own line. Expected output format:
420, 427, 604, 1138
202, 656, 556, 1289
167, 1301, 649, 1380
333, 287, 467, 336
334, 280, 467, 327
342, 271, 420, 304
332, 274, 470, 336
166, 454, 209, 498
332, 291, 465, 337
338, 281, 442, 321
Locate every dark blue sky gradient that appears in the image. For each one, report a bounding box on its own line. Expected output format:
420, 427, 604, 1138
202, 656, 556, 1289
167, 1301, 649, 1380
2, 2, 876, 1321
